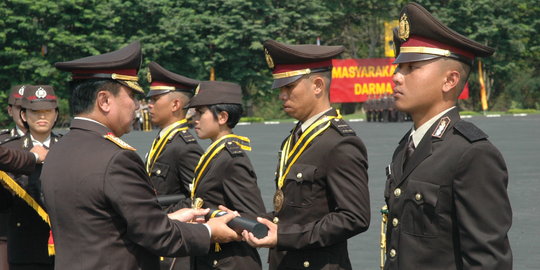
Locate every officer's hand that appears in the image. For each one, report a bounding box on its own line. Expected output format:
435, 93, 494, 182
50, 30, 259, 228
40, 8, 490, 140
207, 212, 242, 243
30, 145, 48, 163
168, 208, 210, 223
242, 217, 277, 248
218, 205, 240, 216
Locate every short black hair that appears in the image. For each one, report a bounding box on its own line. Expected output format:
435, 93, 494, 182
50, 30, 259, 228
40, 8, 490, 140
69, 79, 121, 116
208, 103, 243, 129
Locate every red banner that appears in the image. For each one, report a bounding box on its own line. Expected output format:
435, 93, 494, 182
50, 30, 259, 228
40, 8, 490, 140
330, 58, 468, 103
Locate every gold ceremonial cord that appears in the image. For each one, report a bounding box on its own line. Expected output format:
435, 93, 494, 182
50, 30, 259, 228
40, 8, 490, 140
0, 170, 54, 255
277, 112, 342, 189
380, 205, 389, 269
190, 134, 251, 199
145, 120, 189, 174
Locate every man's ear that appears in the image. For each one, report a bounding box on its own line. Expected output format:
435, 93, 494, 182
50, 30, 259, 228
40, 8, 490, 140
217, 110, 229, 125
7, 106, 13, 117
171, 98, 182, 112
442, 70, 461, 93
96, 90, 112, 113
311, 75, 326, 96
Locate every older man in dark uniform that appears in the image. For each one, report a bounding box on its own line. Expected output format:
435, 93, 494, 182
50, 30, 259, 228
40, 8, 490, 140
383, 3, 512, 270
40, 41, 240, 270
145, 62, 204, 270
243, 40, 370, 270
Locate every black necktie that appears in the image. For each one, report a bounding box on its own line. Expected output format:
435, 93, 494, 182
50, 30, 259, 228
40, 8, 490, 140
291, 125, 302, 145
403, 135, 415, 168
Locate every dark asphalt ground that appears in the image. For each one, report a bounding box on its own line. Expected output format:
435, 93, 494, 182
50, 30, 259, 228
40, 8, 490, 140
123, 114, 539, 270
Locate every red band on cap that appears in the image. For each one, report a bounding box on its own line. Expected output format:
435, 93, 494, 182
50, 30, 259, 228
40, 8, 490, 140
26, 95, 57, 101
402, 35, 475, 60
71, 69, 138, 76
273, 60, 332, 74
151, 81, 191, 89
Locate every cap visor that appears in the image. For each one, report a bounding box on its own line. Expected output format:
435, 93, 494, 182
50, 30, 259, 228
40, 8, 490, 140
23, 101, 58, 110
271, 75, 303, 89
146, 90, 171, 98
393, 53, 441, 64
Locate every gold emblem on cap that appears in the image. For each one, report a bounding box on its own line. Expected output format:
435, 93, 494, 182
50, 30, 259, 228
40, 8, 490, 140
125, 81, 145, 94
399, 13, 410, 41
35, 87, 47, 99
194, 84, 200, 96
146, 71, 152, 83
264, 48, 275, 69
18, 86, 25, 95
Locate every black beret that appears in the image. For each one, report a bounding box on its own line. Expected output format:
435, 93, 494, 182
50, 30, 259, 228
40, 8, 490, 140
263, 40, 344, 88
187, 81, 242, 108
394, 2, 495, 66
146, 62, 200, 98
21, 85, 58, 110
55, 41, 144, 94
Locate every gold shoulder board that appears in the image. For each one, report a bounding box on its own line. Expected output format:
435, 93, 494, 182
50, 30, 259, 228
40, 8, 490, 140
104, 134, 136, 151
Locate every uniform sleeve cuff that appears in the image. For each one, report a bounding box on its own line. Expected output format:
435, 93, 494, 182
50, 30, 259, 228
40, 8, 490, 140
203, 223, 212, 238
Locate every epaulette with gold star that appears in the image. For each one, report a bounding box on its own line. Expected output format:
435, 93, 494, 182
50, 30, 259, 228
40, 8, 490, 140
104, 133, 136, 151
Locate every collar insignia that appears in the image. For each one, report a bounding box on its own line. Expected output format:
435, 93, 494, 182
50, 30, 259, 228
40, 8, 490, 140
432, 116, 451, 138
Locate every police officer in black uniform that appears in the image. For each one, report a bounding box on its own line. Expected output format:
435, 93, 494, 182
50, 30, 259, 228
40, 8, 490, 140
145, 62, 204, 270
186, 80, 265, 270
383, 3, 512, 270
0, 85, 61, 270
145, 62, 203, 210
243, 40, 370, 270
40, 41, 240, 270
1, 85, 28, 142
1, 84, 27, 270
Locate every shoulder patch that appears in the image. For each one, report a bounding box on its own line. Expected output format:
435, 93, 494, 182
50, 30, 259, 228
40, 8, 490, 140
177, 129, 197, 143
224, 141, 244, 157
454, 121, 488, 142
104, 134, 136, 151
330, 118, 356, 136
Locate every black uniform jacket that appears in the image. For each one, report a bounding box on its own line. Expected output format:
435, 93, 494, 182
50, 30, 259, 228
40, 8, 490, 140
40, 119, 210, 270
0, 128, 35, 175
384, 108, 512, 270
267, 109, 370, 270
147, 128, 203, 212
0, 132, 60, 265
190, 139, 266, 270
